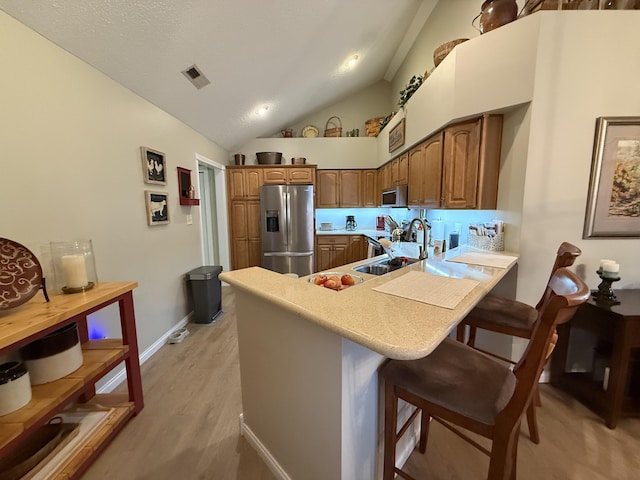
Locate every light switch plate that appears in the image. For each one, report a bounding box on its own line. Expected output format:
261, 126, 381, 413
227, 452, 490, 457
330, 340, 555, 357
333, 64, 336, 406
186, 214, 193, 225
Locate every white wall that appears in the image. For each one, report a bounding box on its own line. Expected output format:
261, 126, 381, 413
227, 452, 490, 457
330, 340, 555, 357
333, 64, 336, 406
0, 12, 229, 353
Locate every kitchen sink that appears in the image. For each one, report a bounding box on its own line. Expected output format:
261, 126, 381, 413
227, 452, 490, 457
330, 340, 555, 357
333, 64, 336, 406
352, 257, 420, 276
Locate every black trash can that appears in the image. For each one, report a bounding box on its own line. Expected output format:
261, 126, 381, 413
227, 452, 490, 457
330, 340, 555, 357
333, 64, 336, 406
186, 266, 223, 324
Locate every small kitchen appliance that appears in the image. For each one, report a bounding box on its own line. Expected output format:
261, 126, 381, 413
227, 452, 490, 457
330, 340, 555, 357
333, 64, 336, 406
345, 216, 357, 231
376, 216, 385, 230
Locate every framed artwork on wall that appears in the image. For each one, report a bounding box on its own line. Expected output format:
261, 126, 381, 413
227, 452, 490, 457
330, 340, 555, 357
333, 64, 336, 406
583, 116, 640, 238
389, 118, 405, 153
145, 190, 170, 226
141, 146, 167, 185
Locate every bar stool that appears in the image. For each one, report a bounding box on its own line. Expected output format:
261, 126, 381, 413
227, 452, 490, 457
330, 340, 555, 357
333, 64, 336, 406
455, 241, 581, 443
380, 268, 589, 480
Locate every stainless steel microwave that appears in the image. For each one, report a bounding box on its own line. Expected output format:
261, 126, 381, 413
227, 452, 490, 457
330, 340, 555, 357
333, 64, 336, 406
381, 185, 407, 207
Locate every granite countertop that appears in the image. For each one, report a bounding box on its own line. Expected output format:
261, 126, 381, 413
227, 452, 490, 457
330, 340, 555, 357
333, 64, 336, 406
220, 246, 518, 360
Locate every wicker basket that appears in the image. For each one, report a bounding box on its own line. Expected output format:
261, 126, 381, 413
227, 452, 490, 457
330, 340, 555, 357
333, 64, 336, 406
365, 117, 385, 137
468, 232, 505, 252
324, 116, 342, 137
433, 38, 469, 67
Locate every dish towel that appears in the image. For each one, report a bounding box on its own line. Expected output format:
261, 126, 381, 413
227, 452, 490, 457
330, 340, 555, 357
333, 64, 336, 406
372, 271, 479, 309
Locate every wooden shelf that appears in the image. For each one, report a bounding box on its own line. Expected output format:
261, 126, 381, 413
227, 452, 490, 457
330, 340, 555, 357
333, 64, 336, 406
0, 340, 128, 456
179, 196, 200, 206
0, 282, 142, 478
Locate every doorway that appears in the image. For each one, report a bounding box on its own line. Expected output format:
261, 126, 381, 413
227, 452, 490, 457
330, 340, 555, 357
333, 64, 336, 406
195, 154, 230, 272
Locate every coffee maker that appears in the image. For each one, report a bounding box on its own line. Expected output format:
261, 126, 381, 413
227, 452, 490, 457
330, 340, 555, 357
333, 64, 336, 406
345, 215, 357, 231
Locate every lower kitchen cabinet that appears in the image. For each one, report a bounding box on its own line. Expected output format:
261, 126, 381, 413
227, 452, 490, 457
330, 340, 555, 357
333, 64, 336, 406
316, 235, 367, 272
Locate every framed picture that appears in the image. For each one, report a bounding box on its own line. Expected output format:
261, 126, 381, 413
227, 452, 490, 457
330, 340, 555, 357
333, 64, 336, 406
389, 118, 405, 153
141, 147, 167, 185
583, 116, 640, 238
145, 190, 170, 226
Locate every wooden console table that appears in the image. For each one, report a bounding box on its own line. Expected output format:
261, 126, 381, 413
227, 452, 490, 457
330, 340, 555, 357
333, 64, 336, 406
0, 282, 143, 479
550, 290, 640, 428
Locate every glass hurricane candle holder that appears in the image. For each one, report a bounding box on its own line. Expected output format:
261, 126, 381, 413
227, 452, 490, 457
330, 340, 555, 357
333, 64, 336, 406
50, 240, 98, 294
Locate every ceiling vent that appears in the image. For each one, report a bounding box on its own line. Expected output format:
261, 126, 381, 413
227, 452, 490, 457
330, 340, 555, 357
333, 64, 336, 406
181, 64, 210, 90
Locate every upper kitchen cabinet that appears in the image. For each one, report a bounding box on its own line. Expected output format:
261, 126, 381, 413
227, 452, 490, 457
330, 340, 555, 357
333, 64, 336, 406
407, 131, 443, 208
362, 169, 377, 207
316, 169, 367, 208
391, 153, 408, 186
262, 165, 316, 185
442, 115, 502, 209
227, 167, 263, 201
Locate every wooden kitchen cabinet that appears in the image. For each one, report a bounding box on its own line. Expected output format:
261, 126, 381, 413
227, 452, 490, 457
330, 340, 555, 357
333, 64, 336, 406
316, 235, 349, 271
262, 166, 316, 185
442, 114, 502, 209
0, 283, 142, 479
316, 169, 366, 208
339, 170, 362, 207
378, 162, 391, 194
229, 200, 261, 270
408, 132, 443, 208
316, 235, 367, 271
362, 169, 378, 207
394, 152, 409, 186
227, 167, 263, 201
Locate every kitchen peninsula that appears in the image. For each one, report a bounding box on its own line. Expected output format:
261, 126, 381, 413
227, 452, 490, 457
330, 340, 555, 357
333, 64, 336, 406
220, 247, 517, 480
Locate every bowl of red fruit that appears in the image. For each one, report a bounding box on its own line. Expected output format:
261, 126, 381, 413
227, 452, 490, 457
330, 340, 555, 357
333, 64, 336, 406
308, 272, 364, 291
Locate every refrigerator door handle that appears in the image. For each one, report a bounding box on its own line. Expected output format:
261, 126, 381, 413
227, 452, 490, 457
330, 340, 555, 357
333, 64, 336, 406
284, 190, 291, 248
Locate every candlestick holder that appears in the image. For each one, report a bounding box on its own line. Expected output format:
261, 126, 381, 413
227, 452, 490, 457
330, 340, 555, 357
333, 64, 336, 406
50, 240, 98, 294
592, 268, 620, 306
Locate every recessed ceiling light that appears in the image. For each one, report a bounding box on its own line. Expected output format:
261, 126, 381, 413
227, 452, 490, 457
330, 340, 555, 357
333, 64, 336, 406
345, 55, 359, 69
256, 105, 269, 116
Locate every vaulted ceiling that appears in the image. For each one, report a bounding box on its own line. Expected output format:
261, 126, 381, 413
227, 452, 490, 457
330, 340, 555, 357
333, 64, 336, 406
0, 0, 438, 151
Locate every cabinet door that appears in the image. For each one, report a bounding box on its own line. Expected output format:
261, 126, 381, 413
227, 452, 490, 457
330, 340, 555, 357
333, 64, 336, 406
316, 243, 334, 272
348, 236, 367, 263
340, 170, 362, 207
332, 244, 349, 270
233, 239, 250, 270
245, 169, 263, 199
317, 170, 340, 208
263, 168, 287, 184
421, 131, 444, 208
288, 167, 314, 184
407, 144, 425, 207
381, 163, 392, 194
247, 201, 261, 241
442, 119, 481, 209
397, 153, 409, 185
227, 169, 247, 200
390, 159, 399, 187
475, 115, 503, 209
230, 202, 248, 239
248, 239, 262, 267
362, 170, 378, 207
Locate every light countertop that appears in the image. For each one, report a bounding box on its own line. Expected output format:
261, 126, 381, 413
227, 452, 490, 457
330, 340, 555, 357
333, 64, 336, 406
220, 246, 517, 360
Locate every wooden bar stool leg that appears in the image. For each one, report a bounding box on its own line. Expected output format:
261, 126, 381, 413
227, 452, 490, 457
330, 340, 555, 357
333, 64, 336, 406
526, 399, 540, 444
419, 409, 430, 454
383, 381, 399, 480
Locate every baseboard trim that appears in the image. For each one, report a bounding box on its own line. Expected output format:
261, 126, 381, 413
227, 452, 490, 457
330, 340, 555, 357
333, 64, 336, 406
239, 413, 292, 480
96, 313, 192, 394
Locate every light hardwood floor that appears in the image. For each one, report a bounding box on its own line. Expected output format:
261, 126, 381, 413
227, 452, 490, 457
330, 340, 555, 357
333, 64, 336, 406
82, 287, 640, 480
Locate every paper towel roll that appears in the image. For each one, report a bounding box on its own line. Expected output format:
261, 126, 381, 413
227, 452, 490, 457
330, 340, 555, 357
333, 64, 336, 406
431, 220, 445, 241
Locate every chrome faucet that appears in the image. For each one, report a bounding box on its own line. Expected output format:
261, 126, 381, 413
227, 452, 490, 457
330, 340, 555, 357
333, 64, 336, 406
404, 218, 430, 260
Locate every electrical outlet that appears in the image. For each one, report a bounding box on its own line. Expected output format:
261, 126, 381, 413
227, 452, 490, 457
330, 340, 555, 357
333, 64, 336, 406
186, 214, 193, 225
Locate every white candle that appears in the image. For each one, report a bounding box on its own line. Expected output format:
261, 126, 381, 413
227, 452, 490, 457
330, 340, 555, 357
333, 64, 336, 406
599, 259, 614, 270
61, 254, 88, 288
603, 262, 619, 274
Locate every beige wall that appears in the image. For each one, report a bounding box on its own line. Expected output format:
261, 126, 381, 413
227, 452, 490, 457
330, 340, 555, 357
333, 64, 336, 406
0, 12, 229, 354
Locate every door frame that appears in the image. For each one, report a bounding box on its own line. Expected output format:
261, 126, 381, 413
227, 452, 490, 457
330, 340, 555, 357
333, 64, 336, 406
194, 153, 230, 273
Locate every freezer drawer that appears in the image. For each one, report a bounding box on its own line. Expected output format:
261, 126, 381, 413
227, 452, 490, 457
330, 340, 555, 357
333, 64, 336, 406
263, 252, 314, 277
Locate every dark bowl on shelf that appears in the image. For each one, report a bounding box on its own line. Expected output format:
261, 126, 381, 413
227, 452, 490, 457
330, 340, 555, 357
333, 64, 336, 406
256, 152, 283, 164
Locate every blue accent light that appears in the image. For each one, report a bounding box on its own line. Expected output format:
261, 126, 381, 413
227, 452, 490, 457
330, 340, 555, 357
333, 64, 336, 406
88, 321, 108, 340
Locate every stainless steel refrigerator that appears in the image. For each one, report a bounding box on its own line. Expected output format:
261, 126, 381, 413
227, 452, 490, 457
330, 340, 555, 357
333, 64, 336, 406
260, 184, 314, 276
